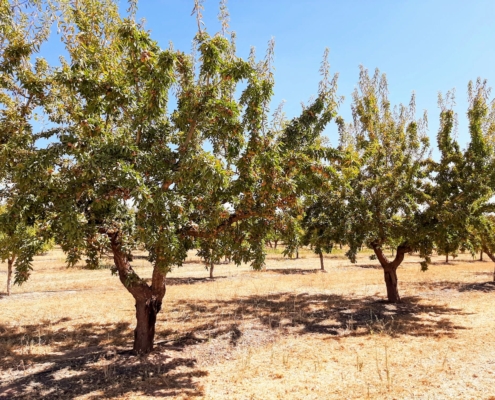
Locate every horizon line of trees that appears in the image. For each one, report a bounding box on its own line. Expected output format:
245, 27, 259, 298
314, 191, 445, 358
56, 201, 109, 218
2, 0, 495, 354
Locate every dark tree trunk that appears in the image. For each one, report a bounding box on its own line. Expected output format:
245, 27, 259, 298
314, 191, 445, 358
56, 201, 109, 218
267, 241, 273, 248
372, 242, 411, 303
383, 267, 400, 303
209, 263, 214, 279
134, 298, 160, 354
446, 253, 449, 263
339, 243, 342, 249
319, 251, 325, 271
110, 233, 166, 354
480, 250, 483, 261
7, 256, 15, 296
274, 239, 278, 250
296, 248, 299, 259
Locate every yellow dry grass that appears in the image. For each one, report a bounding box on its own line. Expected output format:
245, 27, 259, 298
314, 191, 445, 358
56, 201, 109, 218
1, 248, 495, 399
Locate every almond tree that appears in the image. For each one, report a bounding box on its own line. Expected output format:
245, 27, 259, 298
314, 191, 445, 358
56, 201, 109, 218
425, 91, 467, 263
337, 67, 431, 303
8, 0, 340, 353
0, 1, 54, 294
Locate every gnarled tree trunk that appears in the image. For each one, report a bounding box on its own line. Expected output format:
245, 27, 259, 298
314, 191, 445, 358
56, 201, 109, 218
110, 233, 166, 354
372, 242, 411, 303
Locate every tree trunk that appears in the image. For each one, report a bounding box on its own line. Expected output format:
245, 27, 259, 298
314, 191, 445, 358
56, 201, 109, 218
372, 242, 411, 303
7, 256, 15, 296
110, 233, 166, 354
319, 251, 325, 271
482, 247, 495, 282
267, 241, 272, 248
209, 263, 214, 279
273, 239, 278, 249
446, 253, 449, 263
134, 297, 160, 354
383, 266, 400, 303
296, 248, 299, 259
480, 250, 483, 261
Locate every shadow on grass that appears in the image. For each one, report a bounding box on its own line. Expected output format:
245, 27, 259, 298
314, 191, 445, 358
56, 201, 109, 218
411, 280, 495, 293
0, 320, 205, 399
264, 268, 322, 275
168, 292, 470, 348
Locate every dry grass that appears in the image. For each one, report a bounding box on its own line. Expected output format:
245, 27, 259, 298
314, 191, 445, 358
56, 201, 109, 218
1, 248, 495, 399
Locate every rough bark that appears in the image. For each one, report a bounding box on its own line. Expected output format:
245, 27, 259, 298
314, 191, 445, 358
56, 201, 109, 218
372, 242, 411, 303
110, 233, 166, 354
7, 256, 15, 296
319, 251, 325, 271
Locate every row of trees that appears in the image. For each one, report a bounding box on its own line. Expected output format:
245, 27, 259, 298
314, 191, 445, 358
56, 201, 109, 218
2, 0, 495, 353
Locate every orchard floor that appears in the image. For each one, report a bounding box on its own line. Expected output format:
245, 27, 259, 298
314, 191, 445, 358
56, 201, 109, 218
1, 248, 495, 399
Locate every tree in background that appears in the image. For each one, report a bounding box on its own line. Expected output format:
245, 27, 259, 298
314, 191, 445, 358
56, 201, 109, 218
425, 91, 467, 263
0, 1, 54, 295
5, 0, 340, 353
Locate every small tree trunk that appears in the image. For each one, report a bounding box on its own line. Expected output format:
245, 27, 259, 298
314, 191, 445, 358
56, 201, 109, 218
339, 243, 342, 249
209, 263, 214, 279
296, 248, 299, 259
482, 247, 495, 282
480, 251, 483, 261
7, 257, 15, 296
319, 251, 325, 271
267, 241, 273, 248
274, 240, 278, 250
446, 253, 449, 263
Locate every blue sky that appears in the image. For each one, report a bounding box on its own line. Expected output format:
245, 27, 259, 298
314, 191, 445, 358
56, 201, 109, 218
43, 0, 495, 152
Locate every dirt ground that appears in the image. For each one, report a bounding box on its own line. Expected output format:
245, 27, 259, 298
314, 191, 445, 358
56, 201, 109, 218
1, 248, 495, 399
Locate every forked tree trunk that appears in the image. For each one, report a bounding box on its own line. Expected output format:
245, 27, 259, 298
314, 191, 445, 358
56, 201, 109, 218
209, 263, 214, 279
6, 256, 15, 296
110, 233, 166, 354
319, 251, 325, 271
372, 242, 411, 303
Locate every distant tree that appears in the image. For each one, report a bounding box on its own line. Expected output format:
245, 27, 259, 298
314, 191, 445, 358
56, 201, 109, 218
425, 91, 467, 263
335, 68, 431, 303
5, 0, 340, 353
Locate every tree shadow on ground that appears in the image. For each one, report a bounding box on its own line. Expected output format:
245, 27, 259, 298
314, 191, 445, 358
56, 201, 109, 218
170, 292, 470, 346
410, 280, 495, 293
264, 268, 322, 275
0, 320, 205, 399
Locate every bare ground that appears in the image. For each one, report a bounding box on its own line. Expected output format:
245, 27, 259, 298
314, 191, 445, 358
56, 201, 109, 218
1, 248, 495, 399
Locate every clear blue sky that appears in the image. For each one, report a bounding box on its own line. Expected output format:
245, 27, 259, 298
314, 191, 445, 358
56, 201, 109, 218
44, 0, 495, 152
